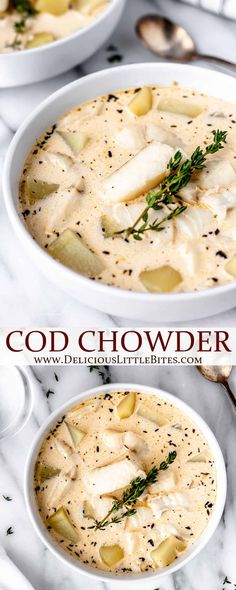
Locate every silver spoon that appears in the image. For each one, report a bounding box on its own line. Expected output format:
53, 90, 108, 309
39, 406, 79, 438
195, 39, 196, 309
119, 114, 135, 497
197, 366, 236, 412
136, 15, 236, 71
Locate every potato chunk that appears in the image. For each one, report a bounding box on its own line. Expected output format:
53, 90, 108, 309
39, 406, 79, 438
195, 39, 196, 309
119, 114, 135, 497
225, 255, 236, 277
65, 421, 86, 449
117, 392, 136, 419
99, 142, 174, 204
128, 87, 153, 117
83, 500, 95, 519
158, 96, 204, 118
48, 229, 104, 276
58, 131, 88, 155
75, 0, 105, 14
101, 214, 120, 238
0, 0, 9, 13
140, 265, 182, 293
36, 463, 60, 482
99, 544, 124, 567
48, 507, 78, 543
151, 536, 186, 568
137, 404, 167, 427
26, 33, 54, 49
25, 178, 59, 205
36, 0, 70, 15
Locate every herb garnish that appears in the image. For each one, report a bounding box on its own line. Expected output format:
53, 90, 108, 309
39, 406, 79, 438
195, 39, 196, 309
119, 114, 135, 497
116, 130, 227, 240
3, 495, 12, 501
14, 0, 37, 15
13, 0, 37, 34
91, 451, 177, 530
89, 365, 111, 384
46, 389, 55, 398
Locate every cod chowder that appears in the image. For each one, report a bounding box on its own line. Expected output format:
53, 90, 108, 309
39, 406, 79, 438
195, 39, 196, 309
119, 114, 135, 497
34, 390, 217, 574
19, 85, 236, 294
0, 0, 109, 52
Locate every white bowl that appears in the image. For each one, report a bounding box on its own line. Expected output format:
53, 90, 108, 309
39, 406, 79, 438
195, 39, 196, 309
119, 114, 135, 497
0, 0, 125, 87
3, 62, 236, 321
24, 382, 227, 583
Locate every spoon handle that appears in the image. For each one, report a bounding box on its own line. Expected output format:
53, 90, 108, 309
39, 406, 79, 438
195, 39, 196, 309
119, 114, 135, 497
193, 52, 236, 70
223, 380, 236, 412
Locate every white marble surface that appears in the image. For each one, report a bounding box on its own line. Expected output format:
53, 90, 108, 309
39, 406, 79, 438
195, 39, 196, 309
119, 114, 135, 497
1, 0, 236, 326
0, 364, 235, 590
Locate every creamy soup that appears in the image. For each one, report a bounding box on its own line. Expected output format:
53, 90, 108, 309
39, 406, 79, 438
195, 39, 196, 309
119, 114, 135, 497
34, 390, 217, 574
0, 0, 109, 52
19, 85, 236, 294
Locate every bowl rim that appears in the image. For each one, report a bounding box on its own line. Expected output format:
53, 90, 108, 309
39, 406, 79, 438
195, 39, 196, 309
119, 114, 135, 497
0, 0, 122, 58
3, 61, 236, 305
24, 381, 227, 582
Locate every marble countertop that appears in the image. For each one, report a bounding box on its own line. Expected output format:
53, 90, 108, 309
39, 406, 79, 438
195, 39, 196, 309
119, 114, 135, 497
1, 0, 236, 326
0, 364, 236, 590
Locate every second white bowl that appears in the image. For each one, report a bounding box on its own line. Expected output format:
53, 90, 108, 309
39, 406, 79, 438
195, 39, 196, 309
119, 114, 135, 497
0, 0, 125, 87
3, 63, 236, 321
24, 382, 227, 582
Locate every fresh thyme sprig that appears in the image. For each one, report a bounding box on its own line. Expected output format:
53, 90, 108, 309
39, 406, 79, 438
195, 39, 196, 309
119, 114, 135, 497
13, 0, 37, 33
91, 451, 177, 530
116, 129, 227, 240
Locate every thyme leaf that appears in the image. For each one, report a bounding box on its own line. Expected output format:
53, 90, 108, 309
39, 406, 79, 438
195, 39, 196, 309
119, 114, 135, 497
116, 130, 227, 239
92, 451, 177, 530
6, 526, 14, 535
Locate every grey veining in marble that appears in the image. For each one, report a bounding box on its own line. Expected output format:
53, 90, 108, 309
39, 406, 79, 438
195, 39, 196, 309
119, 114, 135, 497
0, 365, 235, 589
1, 0, 236, 326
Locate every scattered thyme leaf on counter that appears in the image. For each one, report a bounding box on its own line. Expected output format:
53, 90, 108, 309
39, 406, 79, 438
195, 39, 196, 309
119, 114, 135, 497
223, 578, 232, 585
6, 527, 14, 535
46, 389, 55, 398
116, 129, 228, 240
92, 451, 177, 530
3, 496, 12, 502
89, 365, 111, 384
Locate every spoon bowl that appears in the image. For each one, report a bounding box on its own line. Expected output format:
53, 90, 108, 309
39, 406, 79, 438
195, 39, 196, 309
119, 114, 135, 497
136, 15, 195, 61
198, 365, 236, 412
136, 14, 236, 70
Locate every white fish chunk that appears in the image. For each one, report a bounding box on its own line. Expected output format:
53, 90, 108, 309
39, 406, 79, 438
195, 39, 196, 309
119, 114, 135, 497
175, 206, 212, 239
59, 101, 104, 129
54, 438, 73, 459
200, 186, 236, 219
148, 471, 177, 494
48, 466, 77, 506
177, 242, 201, 277
179, 182, 198, 204
148, 492, 191, 518
87, 496, 115, 521
101, 429, 148, 454
99, 142, 175, 204
102, 202, 174, 244
114, 124, 145, 151
145, 123, 183, 149
125, 507, 153, 531
197, 160, 236, 190
83, 457, 145, 496
123, 431, 148, 453
124, 531, 140, 555
100, 429, 123, 451
46, 151, 74, 172
45, 188, 81, 234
